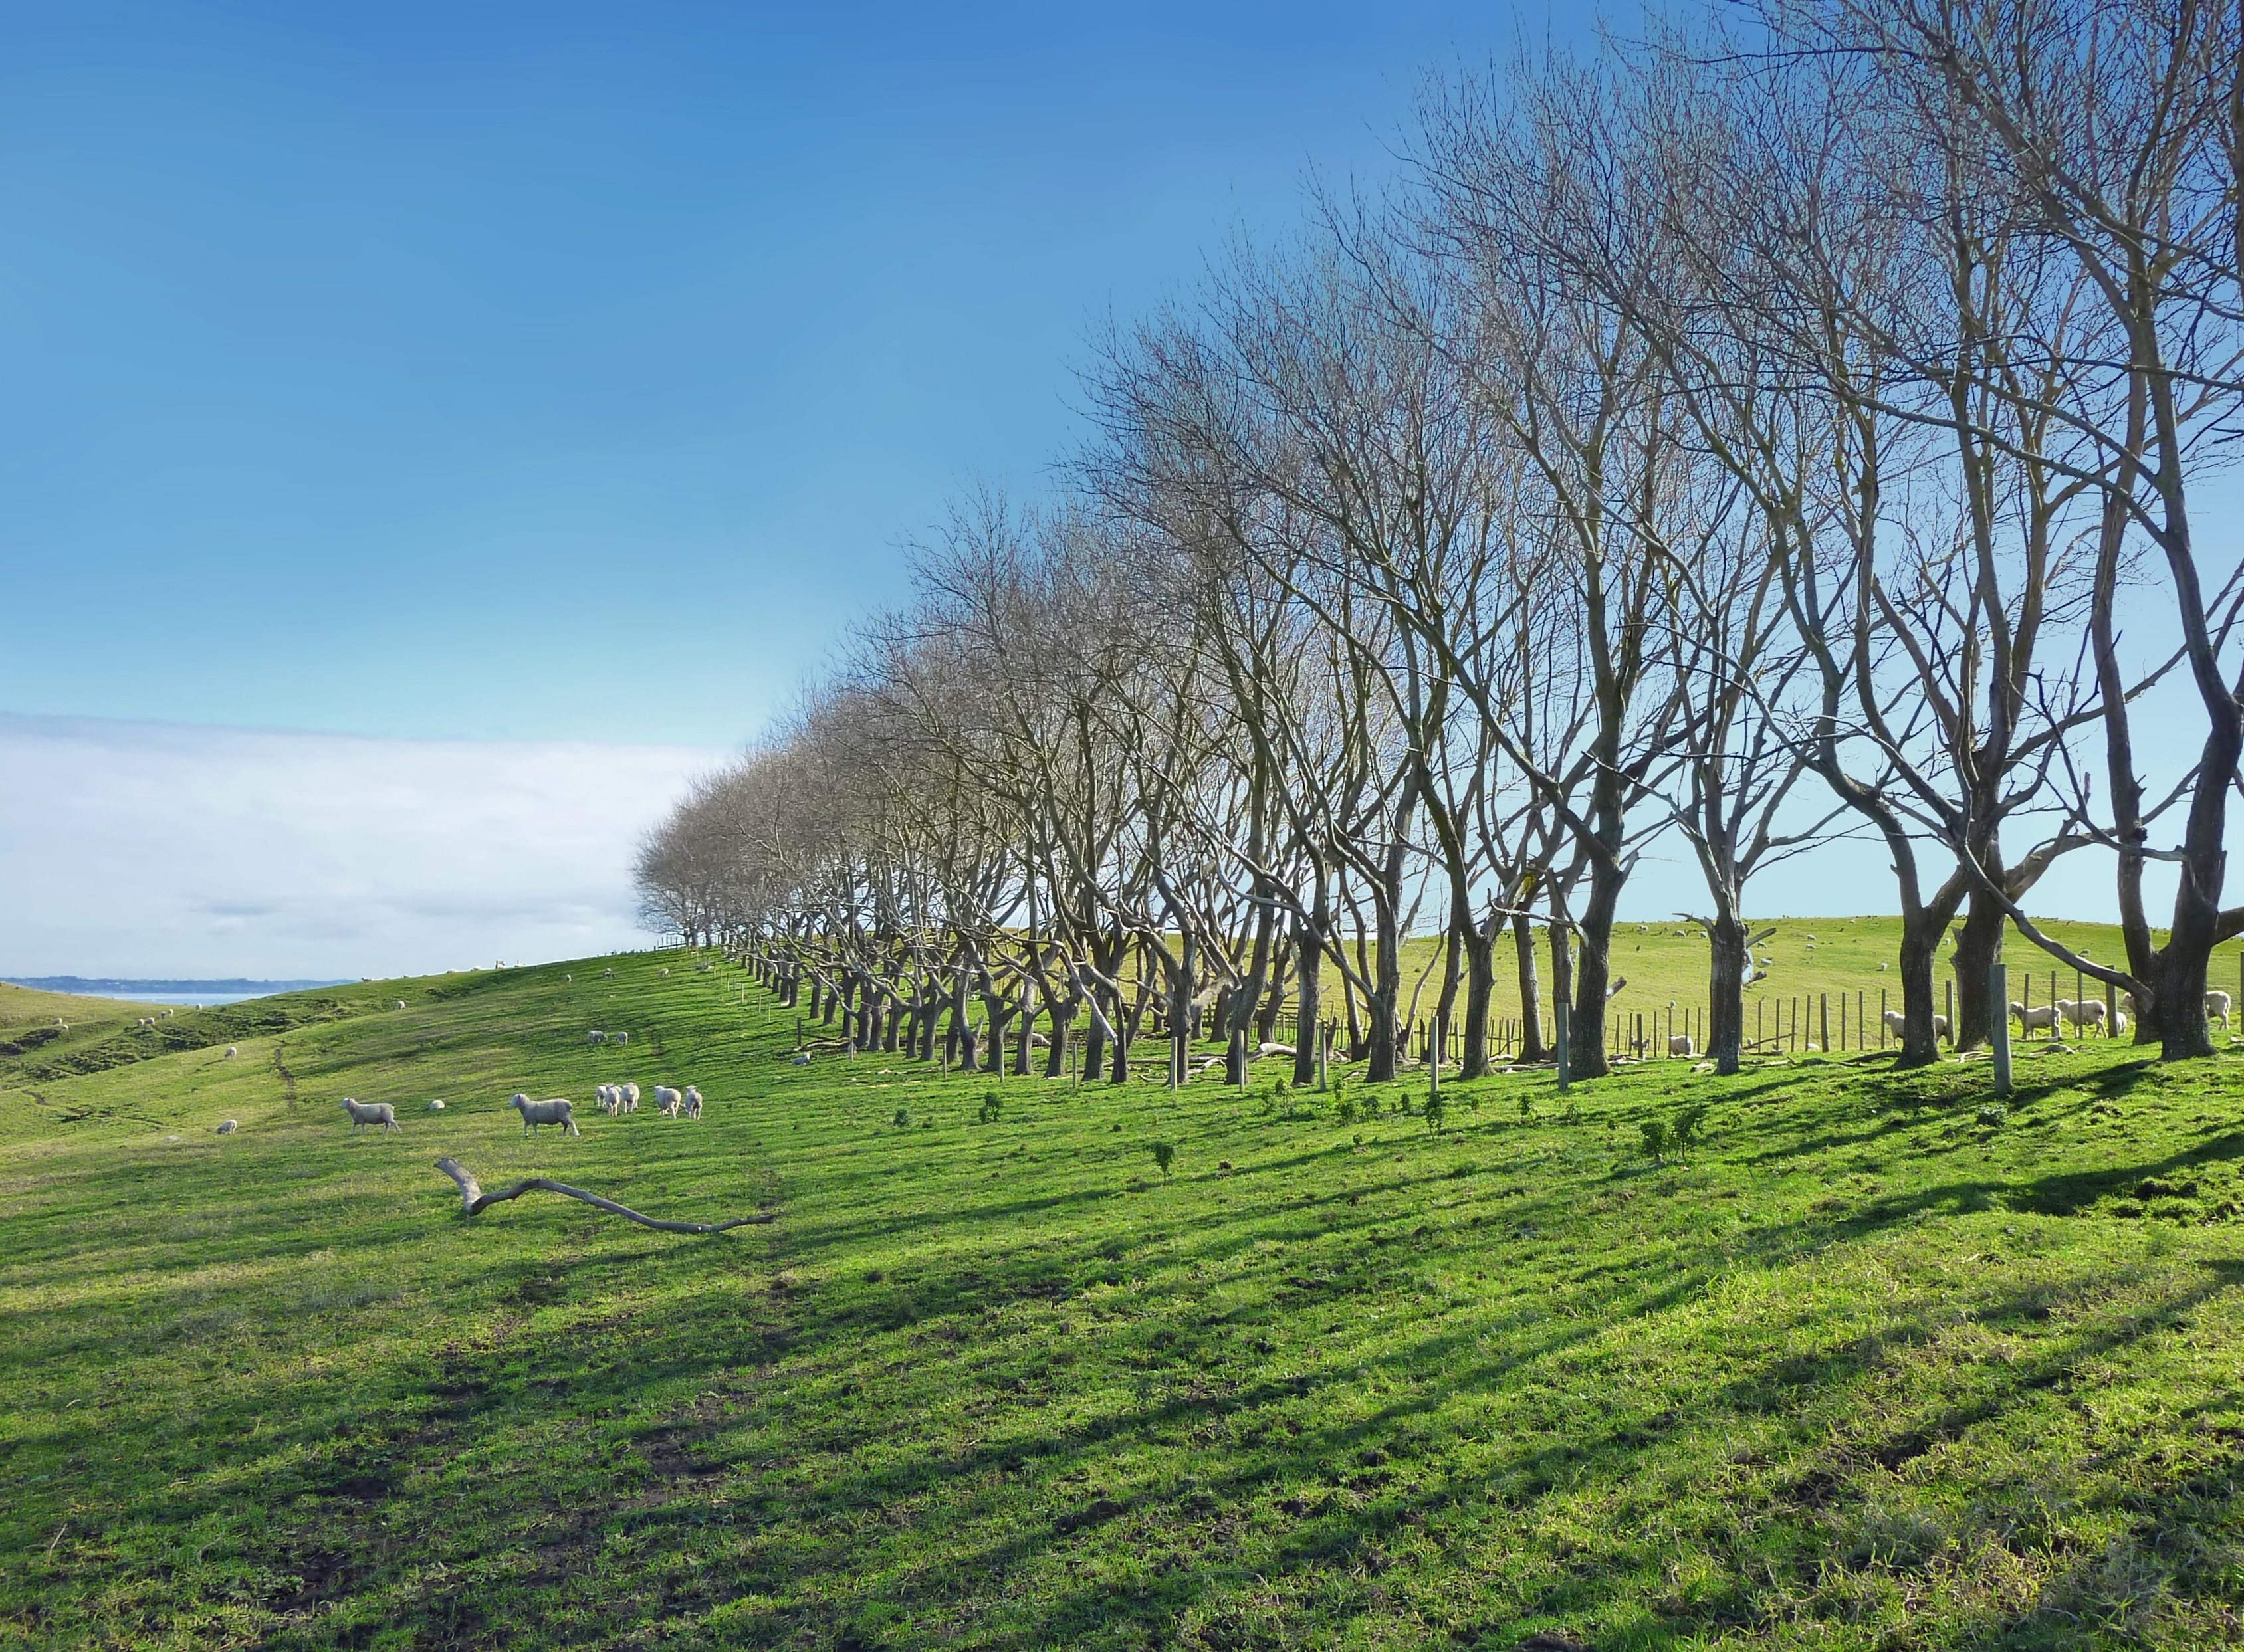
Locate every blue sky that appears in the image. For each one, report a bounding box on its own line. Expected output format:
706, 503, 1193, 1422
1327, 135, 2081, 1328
0, 1, 2226, 975
0, 0, 1529, 746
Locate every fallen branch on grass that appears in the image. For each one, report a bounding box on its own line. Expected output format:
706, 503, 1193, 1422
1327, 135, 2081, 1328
434, 1157, 776, 1234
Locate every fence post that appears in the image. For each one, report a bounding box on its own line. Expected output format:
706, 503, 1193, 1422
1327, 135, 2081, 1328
1991, 962, 2012, 1097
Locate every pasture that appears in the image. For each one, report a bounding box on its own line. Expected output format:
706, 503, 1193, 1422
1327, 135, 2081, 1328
4, 937, 2243, 1649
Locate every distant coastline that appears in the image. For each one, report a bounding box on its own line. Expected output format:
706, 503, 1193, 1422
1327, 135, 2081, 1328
3, 975, 351, 1006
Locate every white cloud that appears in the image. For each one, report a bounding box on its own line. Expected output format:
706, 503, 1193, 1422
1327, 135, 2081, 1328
0, 714, 726, 978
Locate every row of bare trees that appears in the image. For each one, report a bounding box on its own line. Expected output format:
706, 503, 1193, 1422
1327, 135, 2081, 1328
639, 0, 2244, 1077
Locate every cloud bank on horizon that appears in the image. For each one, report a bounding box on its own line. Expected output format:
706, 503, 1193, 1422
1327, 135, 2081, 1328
0, 714, 724, 980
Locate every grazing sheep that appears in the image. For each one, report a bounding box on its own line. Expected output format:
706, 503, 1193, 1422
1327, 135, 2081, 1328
215, 1120, 237, 1135
393, 999, 407, 1010
223, 1046, 237, 1059
340, 1098, 400, 1134
564, 973, 573, 983
428, 1098, 446, 1110
682, 1084, 703, 1119
1882, 1009, 1950, 1041
508, 1093, 580, 1137
2009, 1001, 2062, 1033
603, 967, 615, 979
1668, 1033, 1695, 1057
2209, 990, 2233, 1029
790, 1052, 812, 1066
653, 1084, 683, 1117
613, 1031, 629, 1045
588, 1030, 607, 1044
55, 1018, 67, 1029
2061, 998, 2109, 1033
659, 967, 669, 978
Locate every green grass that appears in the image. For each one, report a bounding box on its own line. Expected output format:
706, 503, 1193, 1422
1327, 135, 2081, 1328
4, 944, 2244, 1649
1387, 916, 2244, 1053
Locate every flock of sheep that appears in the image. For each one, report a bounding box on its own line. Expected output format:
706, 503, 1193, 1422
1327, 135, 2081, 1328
334, 1079, 705, 1140
2009, 988, 2228, 1037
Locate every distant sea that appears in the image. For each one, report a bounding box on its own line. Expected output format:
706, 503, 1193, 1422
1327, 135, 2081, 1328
4, 976, 352, 1007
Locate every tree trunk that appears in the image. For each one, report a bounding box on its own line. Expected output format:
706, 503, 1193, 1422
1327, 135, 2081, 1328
1512, 911, 1546, 1062
1044, 1001, 1075, 1079
1707, 912, 1746, 1075
1951, 892, 2004, 1052
1460, 906, 1496, 1079
1292, 918, 1323, 1088
1895, 912, 1945, 1066
1569, 856, 1623, 1080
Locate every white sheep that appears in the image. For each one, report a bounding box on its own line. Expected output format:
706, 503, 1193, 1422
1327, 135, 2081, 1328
603, 967, 615, 979
659, 967, 670, 978
613, 1031, 629, 1045
223, 1046, 238, 1059
2061, 998, 2109, 1033
588, 1030, 607, 1045
595, 1082, 616, 1114
2011, 1001, 2062, 1033
619, 1081, 639, 1112
682, 1084, 703, 1119
564, 974, 573, 983
1882, 1009, 1950, 1041
653, 1084, 683, 1117
340, 1098, 400, 1134
508, 1093, 580, 1136
2209, 990, 2233, 1029
393, 999, 407, 1010
790, 1053, 812, 1067
215, 1120, 237, 1135
428, 1098, 446, 1111
1668, 1033, 1695, 1057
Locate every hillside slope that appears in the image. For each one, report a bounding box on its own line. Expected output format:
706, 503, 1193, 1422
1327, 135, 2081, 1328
2, 947, 2241, 1650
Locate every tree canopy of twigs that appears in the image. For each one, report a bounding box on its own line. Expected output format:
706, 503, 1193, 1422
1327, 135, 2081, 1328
641, 0, 2243, 1073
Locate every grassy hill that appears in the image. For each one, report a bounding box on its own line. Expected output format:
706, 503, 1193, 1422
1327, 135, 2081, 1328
3, 940, 2243, 1649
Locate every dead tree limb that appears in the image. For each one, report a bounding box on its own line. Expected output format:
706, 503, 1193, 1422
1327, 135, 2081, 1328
434, 1157, 776, 1234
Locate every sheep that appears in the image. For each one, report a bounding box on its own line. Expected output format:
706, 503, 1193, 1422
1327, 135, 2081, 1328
1882, 1009, 1951, 1041
2061, 998, 2110, 1033
1668, 1033, 1696, 1057
215, 1120, 237, 1135
2011, 1001, 2062, 1033
508, 1093, 580, 1137
603, 967, 615, 979
614, 1031, 629, 1045
588, 1030, 607, 1044
659, 967, 670, 978
682, 1084, 703, 1119
790, 1052, 812, 1066
653, 1084, 684, 1117
340, 1098, 400, 1134
564, 973, 572, 983
618, 1081, 640, 1112
595, 1082, 616, 1114
393, 998, 407, 1011
427, 1098, 446, 1111
223, 1046, 237, 1059
2209, 989, 2233, 1029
